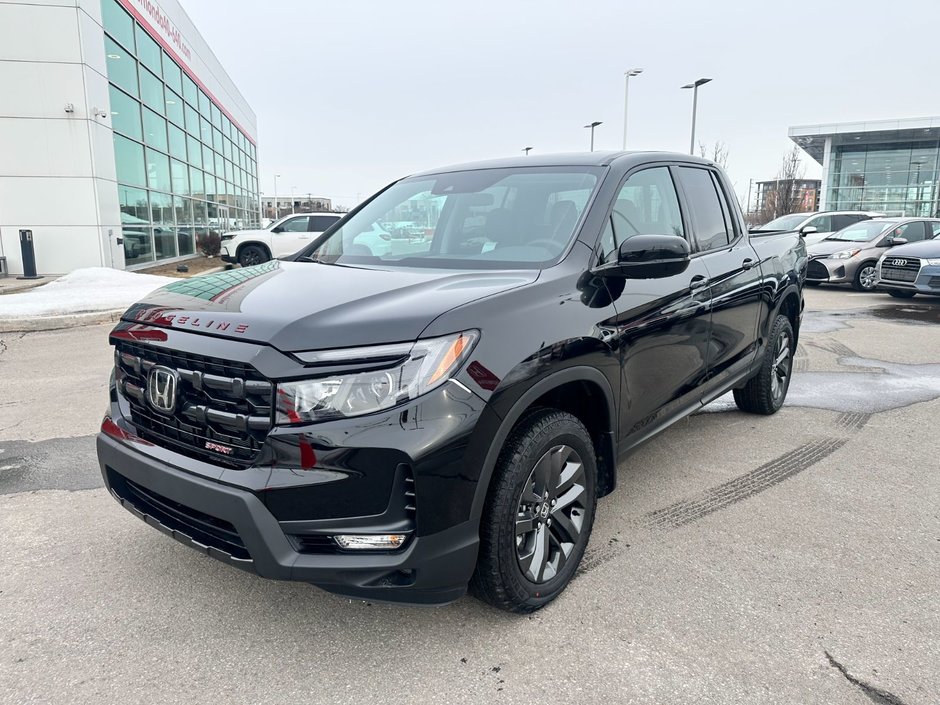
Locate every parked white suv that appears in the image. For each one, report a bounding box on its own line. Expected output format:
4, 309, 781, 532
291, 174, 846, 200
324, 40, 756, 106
752, 211, 884, 246
220, 213, 344, 267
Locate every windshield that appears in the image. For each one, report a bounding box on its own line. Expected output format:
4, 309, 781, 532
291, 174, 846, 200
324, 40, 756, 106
306, 166, 602, 269
755, 214, 809, 231
825, 220, 895, 242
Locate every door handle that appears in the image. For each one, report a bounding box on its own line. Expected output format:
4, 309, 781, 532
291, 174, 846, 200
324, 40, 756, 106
689, 275, 709, 290
742, 258, 756, 270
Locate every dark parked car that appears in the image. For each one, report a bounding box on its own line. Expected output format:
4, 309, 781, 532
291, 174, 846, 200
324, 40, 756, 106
98, 152, 806, 612
876, 223, 940, 297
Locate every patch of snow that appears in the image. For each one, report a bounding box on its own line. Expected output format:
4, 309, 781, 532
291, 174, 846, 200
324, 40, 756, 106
0, 267, 174, 319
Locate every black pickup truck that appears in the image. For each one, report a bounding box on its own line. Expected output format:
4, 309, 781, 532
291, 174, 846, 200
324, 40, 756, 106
98, 152, 806, 612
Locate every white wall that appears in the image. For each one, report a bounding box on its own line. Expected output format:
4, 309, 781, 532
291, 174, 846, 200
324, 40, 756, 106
0, 0, 109, 275
0, 0, 258, 276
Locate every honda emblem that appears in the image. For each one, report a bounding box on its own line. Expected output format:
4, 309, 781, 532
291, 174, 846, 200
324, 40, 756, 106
146, 366, 178, 414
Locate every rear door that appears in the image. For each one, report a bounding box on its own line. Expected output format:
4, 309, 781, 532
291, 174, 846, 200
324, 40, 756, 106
675, 166, 763, 393
271, 215, 311, 257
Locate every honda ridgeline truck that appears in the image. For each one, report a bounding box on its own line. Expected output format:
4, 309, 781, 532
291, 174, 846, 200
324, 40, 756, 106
98, 152, 806, 612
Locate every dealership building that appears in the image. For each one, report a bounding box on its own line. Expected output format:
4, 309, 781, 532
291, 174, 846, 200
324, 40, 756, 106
0, 0, 259, 276
790, 116, 940, 218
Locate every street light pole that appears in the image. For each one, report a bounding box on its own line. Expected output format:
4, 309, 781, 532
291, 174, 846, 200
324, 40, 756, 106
584, 121, 602, 152
291, 187, 297, 214
622, 68, 643, 150
523, 146, 533, 155
680, 78, 712, 155
273, 174, 281, 221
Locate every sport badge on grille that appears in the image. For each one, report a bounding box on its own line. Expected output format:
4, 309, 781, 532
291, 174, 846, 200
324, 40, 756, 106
146, 365, 179, 415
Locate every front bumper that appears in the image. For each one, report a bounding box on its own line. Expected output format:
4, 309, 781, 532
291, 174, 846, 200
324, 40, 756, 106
877, 262, 940, 294
806, 256, 850, 284
219, 245, 236, 264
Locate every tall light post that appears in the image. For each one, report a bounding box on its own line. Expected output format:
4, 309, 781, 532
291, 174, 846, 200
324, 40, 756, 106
680, 78, 712, 155
584, 121, 602, 152
290, 187, 297, 214
273, 174, 281, 220
523, 146, 533, 155
622, 68, 643, 149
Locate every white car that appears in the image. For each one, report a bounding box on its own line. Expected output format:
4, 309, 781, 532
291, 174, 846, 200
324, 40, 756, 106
220, 213, 344, 267
753, 211, 884, 246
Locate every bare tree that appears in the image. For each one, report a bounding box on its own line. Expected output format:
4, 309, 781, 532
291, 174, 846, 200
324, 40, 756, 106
757, 145, 806, 223
698, 140, 730, 170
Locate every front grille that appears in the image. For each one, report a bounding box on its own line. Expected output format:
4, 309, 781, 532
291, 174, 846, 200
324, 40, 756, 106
115, 341, 274, 467
881, 258, 920, 283
807, 259, 829, 280
107, 468, 250, 560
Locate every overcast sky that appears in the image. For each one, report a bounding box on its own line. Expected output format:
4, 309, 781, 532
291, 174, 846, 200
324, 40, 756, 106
185, 0, 940, 210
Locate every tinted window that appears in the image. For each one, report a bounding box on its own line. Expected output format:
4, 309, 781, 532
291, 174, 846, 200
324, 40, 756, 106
832, 214, 861, 230
893, 221, 927, 243
279, 216, 310, 232
931, 222, 940, 238
677, 167, 730, 251
311, 167, 601, 269
309, 215, 340, 232
600, 167, 685, 263
808, 215, 832, 232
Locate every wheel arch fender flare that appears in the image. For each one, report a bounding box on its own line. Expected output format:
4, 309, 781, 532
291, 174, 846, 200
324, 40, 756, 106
767, 282, 803, 345
236, 240, 272, 260
469, 366, 618, 523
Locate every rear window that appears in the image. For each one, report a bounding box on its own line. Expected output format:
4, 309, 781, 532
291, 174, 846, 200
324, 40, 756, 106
309, 215, 340, 232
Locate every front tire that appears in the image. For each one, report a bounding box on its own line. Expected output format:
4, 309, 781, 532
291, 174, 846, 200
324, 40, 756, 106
238, 244, 269, 267
853, 262, 878, 291
887, 290, 916, 299
733, 314, 794, 415
471, 409, 597, 613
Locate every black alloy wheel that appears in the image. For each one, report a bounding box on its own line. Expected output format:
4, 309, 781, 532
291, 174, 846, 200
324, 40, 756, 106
238, 244, 269, 267
733, 314, 794, 415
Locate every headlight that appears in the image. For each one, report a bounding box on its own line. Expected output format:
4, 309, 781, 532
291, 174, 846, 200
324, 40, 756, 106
830, 249, 861, 259
926, 258, 940, 265
220, 233, 235, 241
276, 330, 479, 424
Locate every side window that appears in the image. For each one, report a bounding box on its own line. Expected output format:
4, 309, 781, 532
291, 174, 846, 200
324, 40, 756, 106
676, 167, 730, 252
309, 215, 340, 232
931, 222, 940, 238
831, 215, 857, 231
810, 215, 833, 232
895, 221, 927, 242
601, 166, 684, 262
279, 216, 309, 232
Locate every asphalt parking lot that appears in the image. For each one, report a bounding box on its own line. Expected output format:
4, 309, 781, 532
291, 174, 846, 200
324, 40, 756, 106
1, 287, 938, 705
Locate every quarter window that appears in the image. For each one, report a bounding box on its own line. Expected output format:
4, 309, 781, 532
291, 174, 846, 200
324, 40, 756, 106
677, 167, 731, 252
893, 221, 927, 242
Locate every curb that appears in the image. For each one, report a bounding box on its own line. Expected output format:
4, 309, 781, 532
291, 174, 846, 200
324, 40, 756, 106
0, 309, 124, 333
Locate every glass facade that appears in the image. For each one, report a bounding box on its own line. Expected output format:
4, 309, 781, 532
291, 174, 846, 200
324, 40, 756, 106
102, 0, 259, 266
827, 141, 940, 217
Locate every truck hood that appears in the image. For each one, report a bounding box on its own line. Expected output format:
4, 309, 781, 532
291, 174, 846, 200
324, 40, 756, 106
121, 260, 538, 351
807, 239, 877, 257
879, 239, 940, 258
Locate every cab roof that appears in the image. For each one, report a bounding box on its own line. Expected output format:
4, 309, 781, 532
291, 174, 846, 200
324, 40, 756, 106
409, 151, 716, 177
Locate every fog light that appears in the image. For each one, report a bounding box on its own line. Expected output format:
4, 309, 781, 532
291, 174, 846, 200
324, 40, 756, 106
334, 534, 408, 550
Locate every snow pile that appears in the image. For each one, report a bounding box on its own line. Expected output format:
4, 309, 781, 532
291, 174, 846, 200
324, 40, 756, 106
0, 267, 175, 319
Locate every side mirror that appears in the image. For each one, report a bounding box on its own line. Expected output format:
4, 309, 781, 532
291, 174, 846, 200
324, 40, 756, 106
271, 226, 283, 233
800, 225, 818, 236
601, 234, 691, 279
887, 237, 907, 246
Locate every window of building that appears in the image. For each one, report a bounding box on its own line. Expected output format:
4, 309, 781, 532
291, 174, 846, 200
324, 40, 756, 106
145, 148, 171, 192
204, 174, 216, 201
162, 51, 182, 94
134, 25, 161, 77
139, 67, 164, 111
202, 144, 214, 174
164, 88, 184, 126
170, 159, 189, 196
108, 85, 141, 140
182, 73, 198, 107
189, 166, 205, 198
183, 103, 199, 137
102, 0, 135, 53
142, 108, 168, 152
167, 123, 186, 161
186, 134, 202, 169
105, 37, 138, 98
114, 134, 146, 186
676, 167, 729, 252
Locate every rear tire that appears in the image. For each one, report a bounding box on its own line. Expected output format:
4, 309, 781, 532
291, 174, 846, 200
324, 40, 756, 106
238, 244, 269, 267
887, 290, 916, 299
470, 409, 597, 613
733, 314, 794, 415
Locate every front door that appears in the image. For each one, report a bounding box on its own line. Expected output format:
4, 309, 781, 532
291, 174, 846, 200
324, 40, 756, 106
603, 166, 713, 445
272, 215, 311, 257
